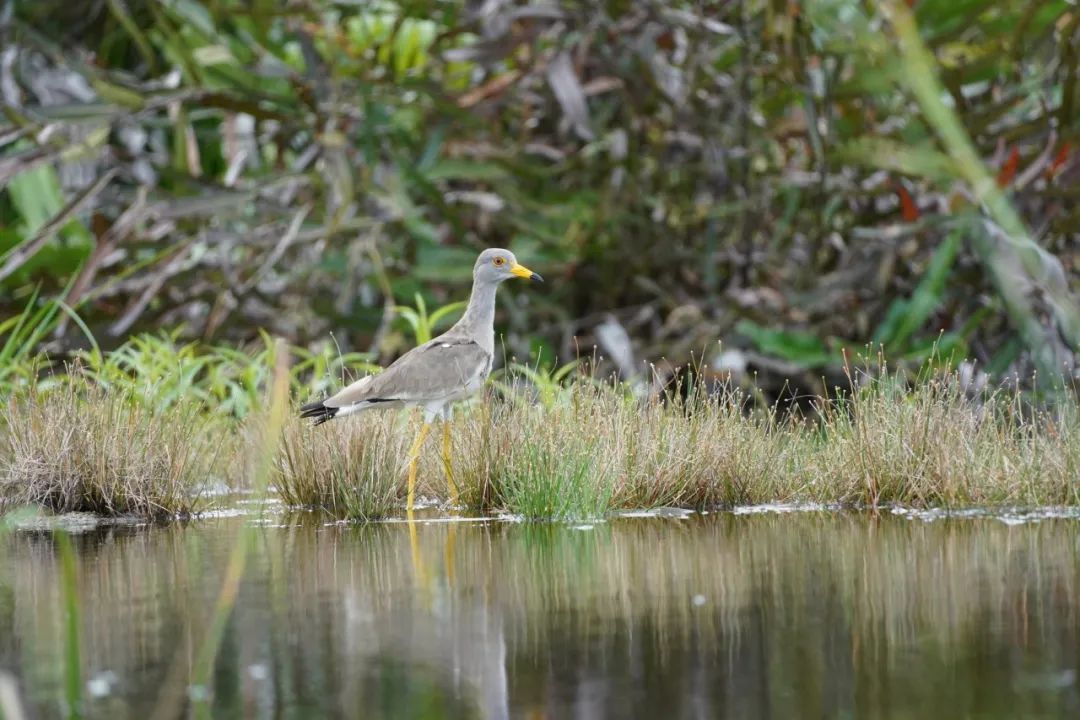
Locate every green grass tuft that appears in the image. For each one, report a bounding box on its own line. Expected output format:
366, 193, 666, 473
492, 404, 614, 520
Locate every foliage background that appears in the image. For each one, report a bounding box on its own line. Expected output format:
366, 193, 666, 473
1, 0, 1078, 396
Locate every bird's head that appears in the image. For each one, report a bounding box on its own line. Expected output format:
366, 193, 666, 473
474, 248, 543, 285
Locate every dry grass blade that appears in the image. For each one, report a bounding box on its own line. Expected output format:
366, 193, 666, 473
0, 379, 223, 518
276, 413, 410, 520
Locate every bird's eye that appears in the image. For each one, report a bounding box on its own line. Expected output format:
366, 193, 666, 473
493, 257, 506, 266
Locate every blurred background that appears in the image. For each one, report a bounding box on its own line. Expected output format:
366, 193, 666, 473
1, 0, 1078, 399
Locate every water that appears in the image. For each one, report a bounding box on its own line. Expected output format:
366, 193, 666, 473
2, 510, 1079, 719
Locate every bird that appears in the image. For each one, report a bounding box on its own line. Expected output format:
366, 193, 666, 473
300, 248, 543, 511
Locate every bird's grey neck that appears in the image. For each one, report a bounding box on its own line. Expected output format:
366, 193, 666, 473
454, 279, 498, 353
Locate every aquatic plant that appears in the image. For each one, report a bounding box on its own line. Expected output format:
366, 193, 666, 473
490, 401, 615, 521
276, 413, 409, 520
306, 368, 1080, 519
0, 378, 224, 517
1, 340, 1078, 521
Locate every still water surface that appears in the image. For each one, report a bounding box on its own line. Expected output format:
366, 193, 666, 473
2, 510, 1079, 719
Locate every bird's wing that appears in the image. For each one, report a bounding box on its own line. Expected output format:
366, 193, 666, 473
325, 338, 491, 409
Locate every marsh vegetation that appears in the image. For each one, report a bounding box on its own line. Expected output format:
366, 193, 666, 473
1, 335, 1077, 521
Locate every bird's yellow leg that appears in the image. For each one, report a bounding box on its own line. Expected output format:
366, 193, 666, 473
406, 422, 431, 512
442, 419, 458, 507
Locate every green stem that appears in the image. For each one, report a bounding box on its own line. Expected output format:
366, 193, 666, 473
57, 533, 82, 720
187, 339, 291, 718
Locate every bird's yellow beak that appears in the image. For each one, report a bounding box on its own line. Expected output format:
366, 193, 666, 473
510, 263, 543, 282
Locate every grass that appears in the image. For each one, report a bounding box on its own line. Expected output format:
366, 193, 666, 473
490, 403, 615, 521
0, 377, 226, 518
275, 370, 1080, 519
1, 348, 1078, 522
277, 412, 410, 520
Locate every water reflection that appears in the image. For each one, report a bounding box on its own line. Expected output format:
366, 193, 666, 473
2, 511, 1079, 718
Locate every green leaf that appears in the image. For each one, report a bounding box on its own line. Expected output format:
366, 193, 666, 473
424, 159, 509, 183
736, 320, 835, 368
873, 231, 962, 350
6, 163, 66, 232
106, 0, 158, 73
90, 78, 146, 109
428, 300, 466, 330
836, 137, 961, 181
164, 0, 217, 36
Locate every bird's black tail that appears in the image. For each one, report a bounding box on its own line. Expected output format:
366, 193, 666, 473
299, 400, 338, 426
